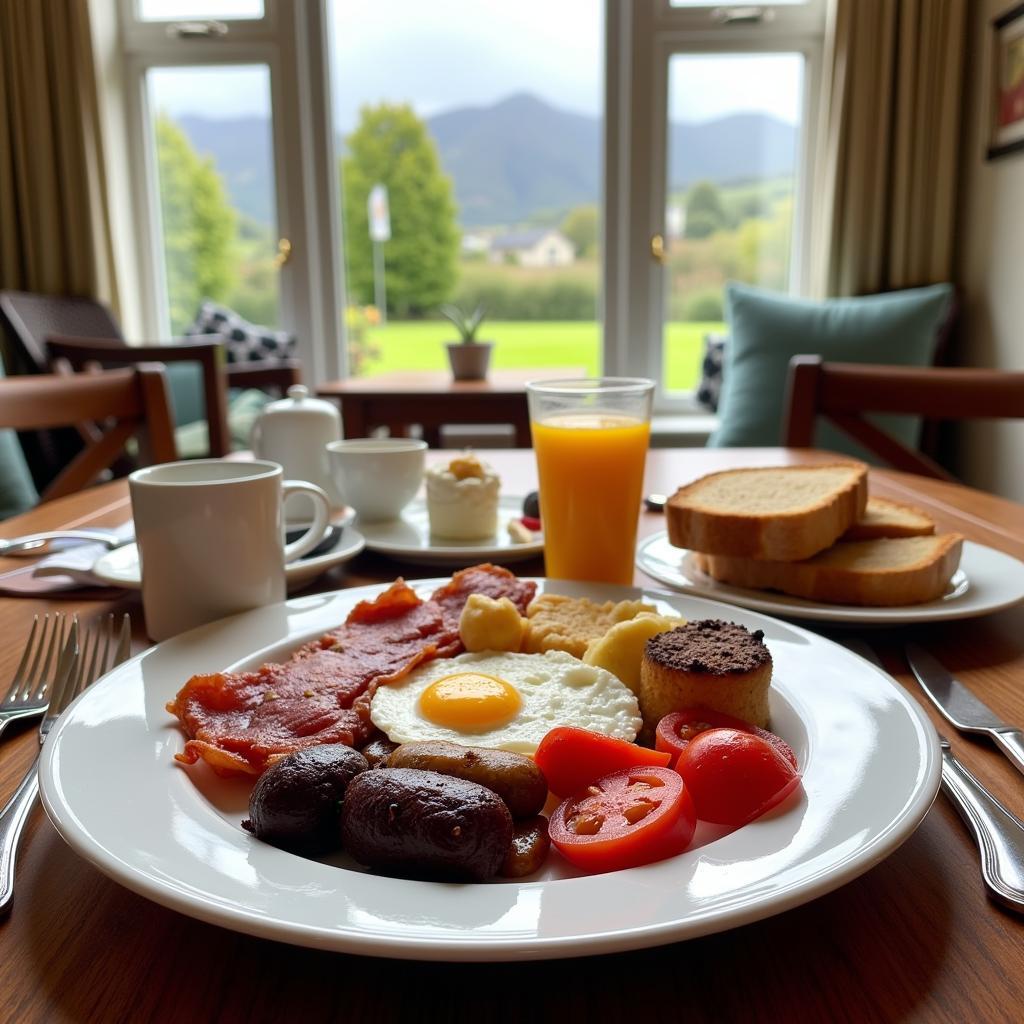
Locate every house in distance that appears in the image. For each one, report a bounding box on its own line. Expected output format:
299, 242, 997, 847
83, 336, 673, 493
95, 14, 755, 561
488, 228, 575, 267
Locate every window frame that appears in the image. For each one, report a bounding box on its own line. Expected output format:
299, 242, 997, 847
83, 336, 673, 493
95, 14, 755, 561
603, 0, 825, 413
118, 0, 824, 394
116, 0, 347, 383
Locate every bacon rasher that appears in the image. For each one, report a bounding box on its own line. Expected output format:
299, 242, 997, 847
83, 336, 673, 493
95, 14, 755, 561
167, 565, 536, 777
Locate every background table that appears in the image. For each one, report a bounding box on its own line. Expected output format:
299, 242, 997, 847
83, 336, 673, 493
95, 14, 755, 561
1, 449, 1023, 1022
317, 368, 582, 447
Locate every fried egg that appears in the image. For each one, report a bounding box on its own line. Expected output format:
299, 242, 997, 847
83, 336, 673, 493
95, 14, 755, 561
369, 650, 643, 754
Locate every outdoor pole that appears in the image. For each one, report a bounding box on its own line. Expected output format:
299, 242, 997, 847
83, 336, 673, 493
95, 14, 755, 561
373, 239, 387, 325
368, 183, 391, 326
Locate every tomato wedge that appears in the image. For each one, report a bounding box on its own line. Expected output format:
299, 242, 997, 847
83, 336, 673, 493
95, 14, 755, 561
535, 726, 671, 798
673, 728, 801, 827
655, 708, 798, 770
548, 766, 696, 873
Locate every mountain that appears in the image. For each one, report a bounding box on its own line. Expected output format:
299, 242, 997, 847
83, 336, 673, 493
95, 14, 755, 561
668, 112, 798, 195
427, 93, 600, 226
175, 94, 798, 229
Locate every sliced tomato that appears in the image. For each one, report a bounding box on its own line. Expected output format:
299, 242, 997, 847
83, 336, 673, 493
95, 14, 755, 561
549, 766, 696, 873
655, 708, 798, 770
673, 728, 801, 827
535, 726, 671, 798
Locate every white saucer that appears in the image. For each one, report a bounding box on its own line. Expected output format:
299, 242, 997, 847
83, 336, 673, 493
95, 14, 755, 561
358, 496, 543, 566
636, 532, 1024, 625
91, 527, 366, 593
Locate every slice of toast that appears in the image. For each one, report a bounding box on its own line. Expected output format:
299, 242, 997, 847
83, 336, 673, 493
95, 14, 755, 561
843, 496, 935, 540
666, 463, 868, 562
696, 534, 964, 607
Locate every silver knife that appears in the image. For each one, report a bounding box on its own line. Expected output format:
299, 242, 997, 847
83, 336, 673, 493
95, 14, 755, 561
906, 643, 1024, 780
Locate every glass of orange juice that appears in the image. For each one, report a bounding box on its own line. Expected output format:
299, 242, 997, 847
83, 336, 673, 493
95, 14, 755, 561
526, 377, 654, 584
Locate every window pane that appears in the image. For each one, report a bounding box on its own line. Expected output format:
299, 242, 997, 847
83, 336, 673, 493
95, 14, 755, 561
328, 0, 603, 378
137, 0, 263, 20
662, 52, 803, 395
669, 1, 807, 7
147, 65, 279, 335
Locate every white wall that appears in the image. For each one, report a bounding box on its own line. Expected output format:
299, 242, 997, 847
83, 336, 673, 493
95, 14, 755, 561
956, 0, 1024, 501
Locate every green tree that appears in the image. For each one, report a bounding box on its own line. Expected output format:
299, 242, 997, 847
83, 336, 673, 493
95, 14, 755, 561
341, 104, 459, 315
154, 115, 237, 334
684, 180, 727, 240
561, 204, 599, 258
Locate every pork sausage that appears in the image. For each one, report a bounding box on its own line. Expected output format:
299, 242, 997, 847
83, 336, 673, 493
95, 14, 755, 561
386, 740, 547, 818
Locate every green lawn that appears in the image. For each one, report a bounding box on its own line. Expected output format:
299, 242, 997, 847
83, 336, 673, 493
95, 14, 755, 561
360, 321, 722, 391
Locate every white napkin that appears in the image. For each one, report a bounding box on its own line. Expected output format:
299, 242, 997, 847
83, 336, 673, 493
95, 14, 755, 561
0, 524, 134, 595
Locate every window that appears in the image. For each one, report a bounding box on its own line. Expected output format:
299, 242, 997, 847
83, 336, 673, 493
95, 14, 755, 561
327, 0, 604, 379
136, 1, 265, 21
661, 52, 805, 395
146, 64, 279, 335
118, 1, 343, 380
604, 0, 825, 412
117, 0, 823, 404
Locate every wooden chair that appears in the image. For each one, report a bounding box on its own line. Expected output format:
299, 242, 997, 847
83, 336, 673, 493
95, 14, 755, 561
0, 291, 301, 469
0, 366, 178, 502
46, 334, 232, 458
784, 355, 1024, 481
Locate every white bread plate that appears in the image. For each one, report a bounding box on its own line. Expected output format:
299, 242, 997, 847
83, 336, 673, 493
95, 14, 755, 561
636, 533, 1024, 625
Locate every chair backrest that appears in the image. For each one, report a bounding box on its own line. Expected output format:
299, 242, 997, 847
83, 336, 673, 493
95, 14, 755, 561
0, 366, 178, 502
0, 291, 125, 373
0, 292, 130, 489
783, 355, 1024, 480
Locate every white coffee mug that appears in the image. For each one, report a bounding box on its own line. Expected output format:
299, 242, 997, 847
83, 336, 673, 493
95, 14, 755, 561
129, 459, 330, 641
326, 438, 426, 522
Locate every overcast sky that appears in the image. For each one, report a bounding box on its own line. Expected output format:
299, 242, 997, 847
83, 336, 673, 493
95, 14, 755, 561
145, 0, 802, 129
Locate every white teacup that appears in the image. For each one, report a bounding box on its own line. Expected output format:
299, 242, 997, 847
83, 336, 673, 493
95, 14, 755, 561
326, 438, 426, 522
129, 459, 330, 641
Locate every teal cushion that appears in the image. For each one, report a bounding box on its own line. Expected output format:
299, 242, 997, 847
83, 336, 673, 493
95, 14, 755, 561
165, 362, 206, 428
0, 357, 39, 519
174, 388, 271, 459
709, 282, 954, 460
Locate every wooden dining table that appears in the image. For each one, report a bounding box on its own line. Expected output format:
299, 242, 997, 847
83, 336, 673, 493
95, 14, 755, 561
1, 447, 1023, 1023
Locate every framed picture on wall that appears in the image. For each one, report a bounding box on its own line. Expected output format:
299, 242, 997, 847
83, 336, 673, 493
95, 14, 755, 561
988, 3, 1024, 159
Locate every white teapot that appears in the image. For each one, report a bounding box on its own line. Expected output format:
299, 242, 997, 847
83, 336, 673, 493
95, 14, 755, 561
251, 385, 343, 512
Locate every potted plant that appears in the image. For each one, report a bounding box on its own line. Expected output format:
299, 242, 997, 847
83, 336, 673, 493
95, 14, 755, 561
441, 304, 493, 381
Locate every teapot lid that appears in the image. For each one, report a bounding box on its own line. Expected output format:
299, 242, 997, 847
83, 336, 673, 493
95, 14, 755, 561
260, 383, 341, 423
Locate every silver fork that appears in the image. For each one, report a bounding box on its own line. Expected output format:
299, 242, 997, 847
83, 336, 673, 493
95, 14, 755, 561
0, 613, 131, 915
0, 615, 73, 742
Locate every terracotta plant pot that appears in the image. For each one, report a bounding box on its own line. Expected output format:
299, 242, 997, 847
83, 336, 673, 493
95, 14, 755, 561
446, 341, 493, 381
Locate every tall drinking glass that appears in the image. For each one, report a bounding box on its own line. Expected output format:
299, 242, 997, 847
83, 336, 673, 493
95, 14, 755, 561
527, 377, 654, 584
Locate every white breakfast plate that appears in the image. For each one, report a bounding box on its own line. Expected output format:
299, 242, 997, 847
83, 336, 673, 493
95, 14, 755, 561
358, 496, 543, 565
636, 534, 1024, 625
39, 578, 940, 961
90, 526, 366, 593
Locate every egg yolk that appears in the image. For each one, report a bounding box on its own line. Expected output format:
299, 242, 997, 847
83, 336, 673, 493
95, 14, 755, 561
418, 673, 521, 730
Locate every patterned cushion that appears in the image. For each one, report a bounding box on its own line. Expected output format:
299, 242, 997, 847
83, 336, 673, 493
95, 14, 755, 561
186, 301, 296, 364
696, 333, 727, 412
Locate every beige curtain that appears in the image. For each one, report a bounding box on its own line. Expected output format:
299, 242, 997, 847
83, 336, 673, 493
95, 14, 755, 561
810, 0, 968, 297
0, 0, 119, 309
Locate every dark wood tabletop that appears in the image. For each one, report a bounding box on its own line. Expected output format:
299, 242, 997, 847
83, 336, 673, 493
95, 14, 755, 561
316, 368, 584, 448
1, 448, 1023, 1023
